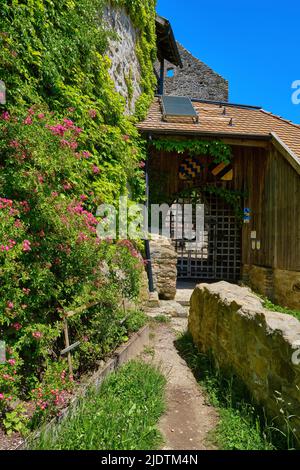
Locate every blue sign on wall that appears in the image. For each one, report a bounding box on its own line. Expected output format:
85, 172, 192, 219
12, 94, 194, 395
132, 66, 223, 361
243, 208, 251, 223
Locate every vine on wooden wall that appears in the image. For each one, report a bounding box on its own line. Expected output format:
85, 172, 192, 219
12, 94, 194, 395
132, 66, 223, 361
151, 138, 232, 164
150, 138, 247, 220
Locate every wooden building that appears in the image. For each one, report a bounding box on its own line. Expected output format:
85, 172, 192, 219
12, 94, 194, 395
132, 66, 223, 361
137, 97, 300, 309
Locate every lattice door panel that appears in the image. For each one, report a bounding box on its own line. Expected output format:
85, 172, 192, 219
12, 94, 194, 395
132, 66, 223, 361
169, 193, 241, 281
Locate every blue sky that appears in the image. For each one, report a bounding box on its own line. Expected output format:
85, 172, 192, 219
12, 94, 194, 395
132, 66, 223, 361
156, 0, 300, 123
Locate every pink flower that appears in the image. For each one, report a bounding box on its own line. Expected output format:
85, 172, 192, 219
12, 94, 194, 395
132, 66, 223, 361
48, 124, 67, 136
51, 191, 58, 197
9, 140, 20, 148
32, 331, 43, 339
88, 109, 97, 119
63, 118, 74, 128
7, 301, 14, 309
0, 394, 4, 400
92, 165, 100, 174
37, 175, 44, 184
63, 182, 72, 190
12, 323, 22, 331
14, 219, 23, 228
20, 200, 30, 213
22, 288, 30, 295
82, 151, 91, 159
80, 194, 88, 201
22, 239, 31, 252
70, 141, 78, 149
1, 111, 10, 121
38, 113, 45, 120
74, 126, 82, 135
139, 161, 145, 168
8, 359, 16, 366
23, 116, 33, 125
77, 232, 88, 243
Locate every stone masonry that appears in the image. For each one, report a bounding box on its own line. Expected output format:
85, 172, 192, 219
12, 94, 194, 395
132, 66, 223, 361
150, 235, 177, 300
103, 5, 141, 114
163, 43, 228, 101
189, 281, 300, 447
243, 264, 300, 310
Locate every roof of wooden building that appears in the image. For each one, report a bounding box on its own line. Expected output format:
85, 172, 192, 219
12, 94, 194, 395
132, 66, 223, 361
137, 97, 300, 172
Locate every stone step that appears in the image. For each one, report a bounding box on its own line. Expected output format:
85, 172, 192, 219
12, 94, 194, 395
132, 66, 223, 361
176, 299, 190, 307
175, 288, 194, 307
147, 291, 160, 308
145, 300, 189, 318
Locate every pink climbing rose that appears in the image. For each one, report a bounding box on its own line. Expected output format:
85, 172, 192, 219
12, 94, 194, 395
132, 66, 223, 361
92, 165, 100, 174
32, 331, 43, 339
22, 239, 31, 252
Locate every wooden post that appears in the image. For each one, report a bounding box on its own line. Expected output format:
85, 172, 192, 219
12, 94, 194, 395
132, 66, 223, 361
63, 316, 73, 377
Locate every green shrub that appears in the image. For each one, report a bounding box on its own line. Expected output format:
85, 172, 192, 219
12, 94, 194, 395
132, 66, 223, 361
0, 109, 146, 428
0, 0, 156, 432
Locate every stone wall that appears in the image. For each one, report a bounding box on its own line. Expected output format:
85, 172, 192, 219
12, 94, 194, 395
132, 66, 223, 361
189, 281, 300, 446
150, 235, 177, 300
162, 43, 228, 101
103, 5, 141, 114
243, 264, 300, 310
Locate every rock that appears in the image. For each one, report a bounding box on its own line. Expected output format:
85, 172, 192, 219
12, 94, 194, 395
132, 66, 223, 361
243, 264, 300, 310
188, 281, 300, 448
159, 300, 188, 318
150, 235, 177, 300
147, 291, 160, 308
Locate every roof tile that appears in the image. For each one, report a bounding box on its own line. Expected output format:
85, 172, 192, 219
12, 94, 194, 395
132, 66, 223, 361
137, 98, 300, 163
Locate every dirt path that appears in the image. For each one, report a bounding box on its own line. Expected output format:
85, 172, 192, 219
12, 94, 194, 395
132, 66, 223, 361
142, 316, 218, 450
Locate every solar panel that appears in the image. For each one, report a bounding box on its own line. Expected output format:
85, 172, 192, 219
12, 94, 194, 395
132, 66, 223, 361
161, 95, 199, 123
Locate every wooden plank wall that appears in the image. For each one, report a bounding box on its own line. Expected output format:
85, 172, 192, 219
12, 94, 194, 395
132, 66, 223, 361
149, 143, 300, 272
235, 146, 300, 271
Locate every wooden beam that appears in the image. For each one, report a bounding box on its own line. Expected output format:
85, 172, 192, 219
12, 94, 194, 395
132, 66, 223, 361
271, 133, 300, 176
222, 138, 270, 148
63, 318, 73, 377
65, 301, 99, 318
61, 341, 81, 356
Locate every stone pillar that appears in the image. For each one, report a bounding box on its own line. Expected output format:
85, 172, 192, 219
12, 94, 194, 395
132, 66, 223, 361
149, 235, 177, 300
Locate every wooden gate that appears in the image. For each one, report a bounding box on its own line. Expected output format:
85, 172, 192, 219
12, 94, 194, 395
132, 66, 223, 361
169, 192, 241, 281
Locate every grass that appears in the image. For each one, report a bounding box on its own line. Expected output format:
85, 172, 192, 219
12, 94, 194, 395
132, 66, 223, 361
153, 315, 171, 324
143, 346, 155, 357
260, 296, 300, 322
32, 360, 166, 450
176, 333, 296, 450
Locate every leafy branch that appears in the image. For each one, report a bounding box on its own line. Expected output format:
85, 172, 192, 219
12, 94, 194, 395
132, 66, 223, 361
151, 138, 232, 164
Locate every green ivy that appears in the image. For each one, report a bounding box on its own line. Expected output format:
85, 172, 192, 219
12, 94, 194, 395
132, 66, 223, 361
151, 138, 232, 164
0, 0, 157, 204
174, 186, 246, 221
202, 185, 246, 220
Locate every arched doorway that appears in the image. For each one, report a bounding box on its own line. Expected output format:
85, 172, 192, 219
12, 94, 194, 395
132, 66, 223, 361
168, 191, 241, 281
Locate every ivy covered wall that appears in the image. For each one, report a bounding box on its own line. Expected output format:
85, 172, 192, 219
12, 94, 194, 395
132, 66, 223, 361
0, 0, 157, 204
0, 0, 157, 430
